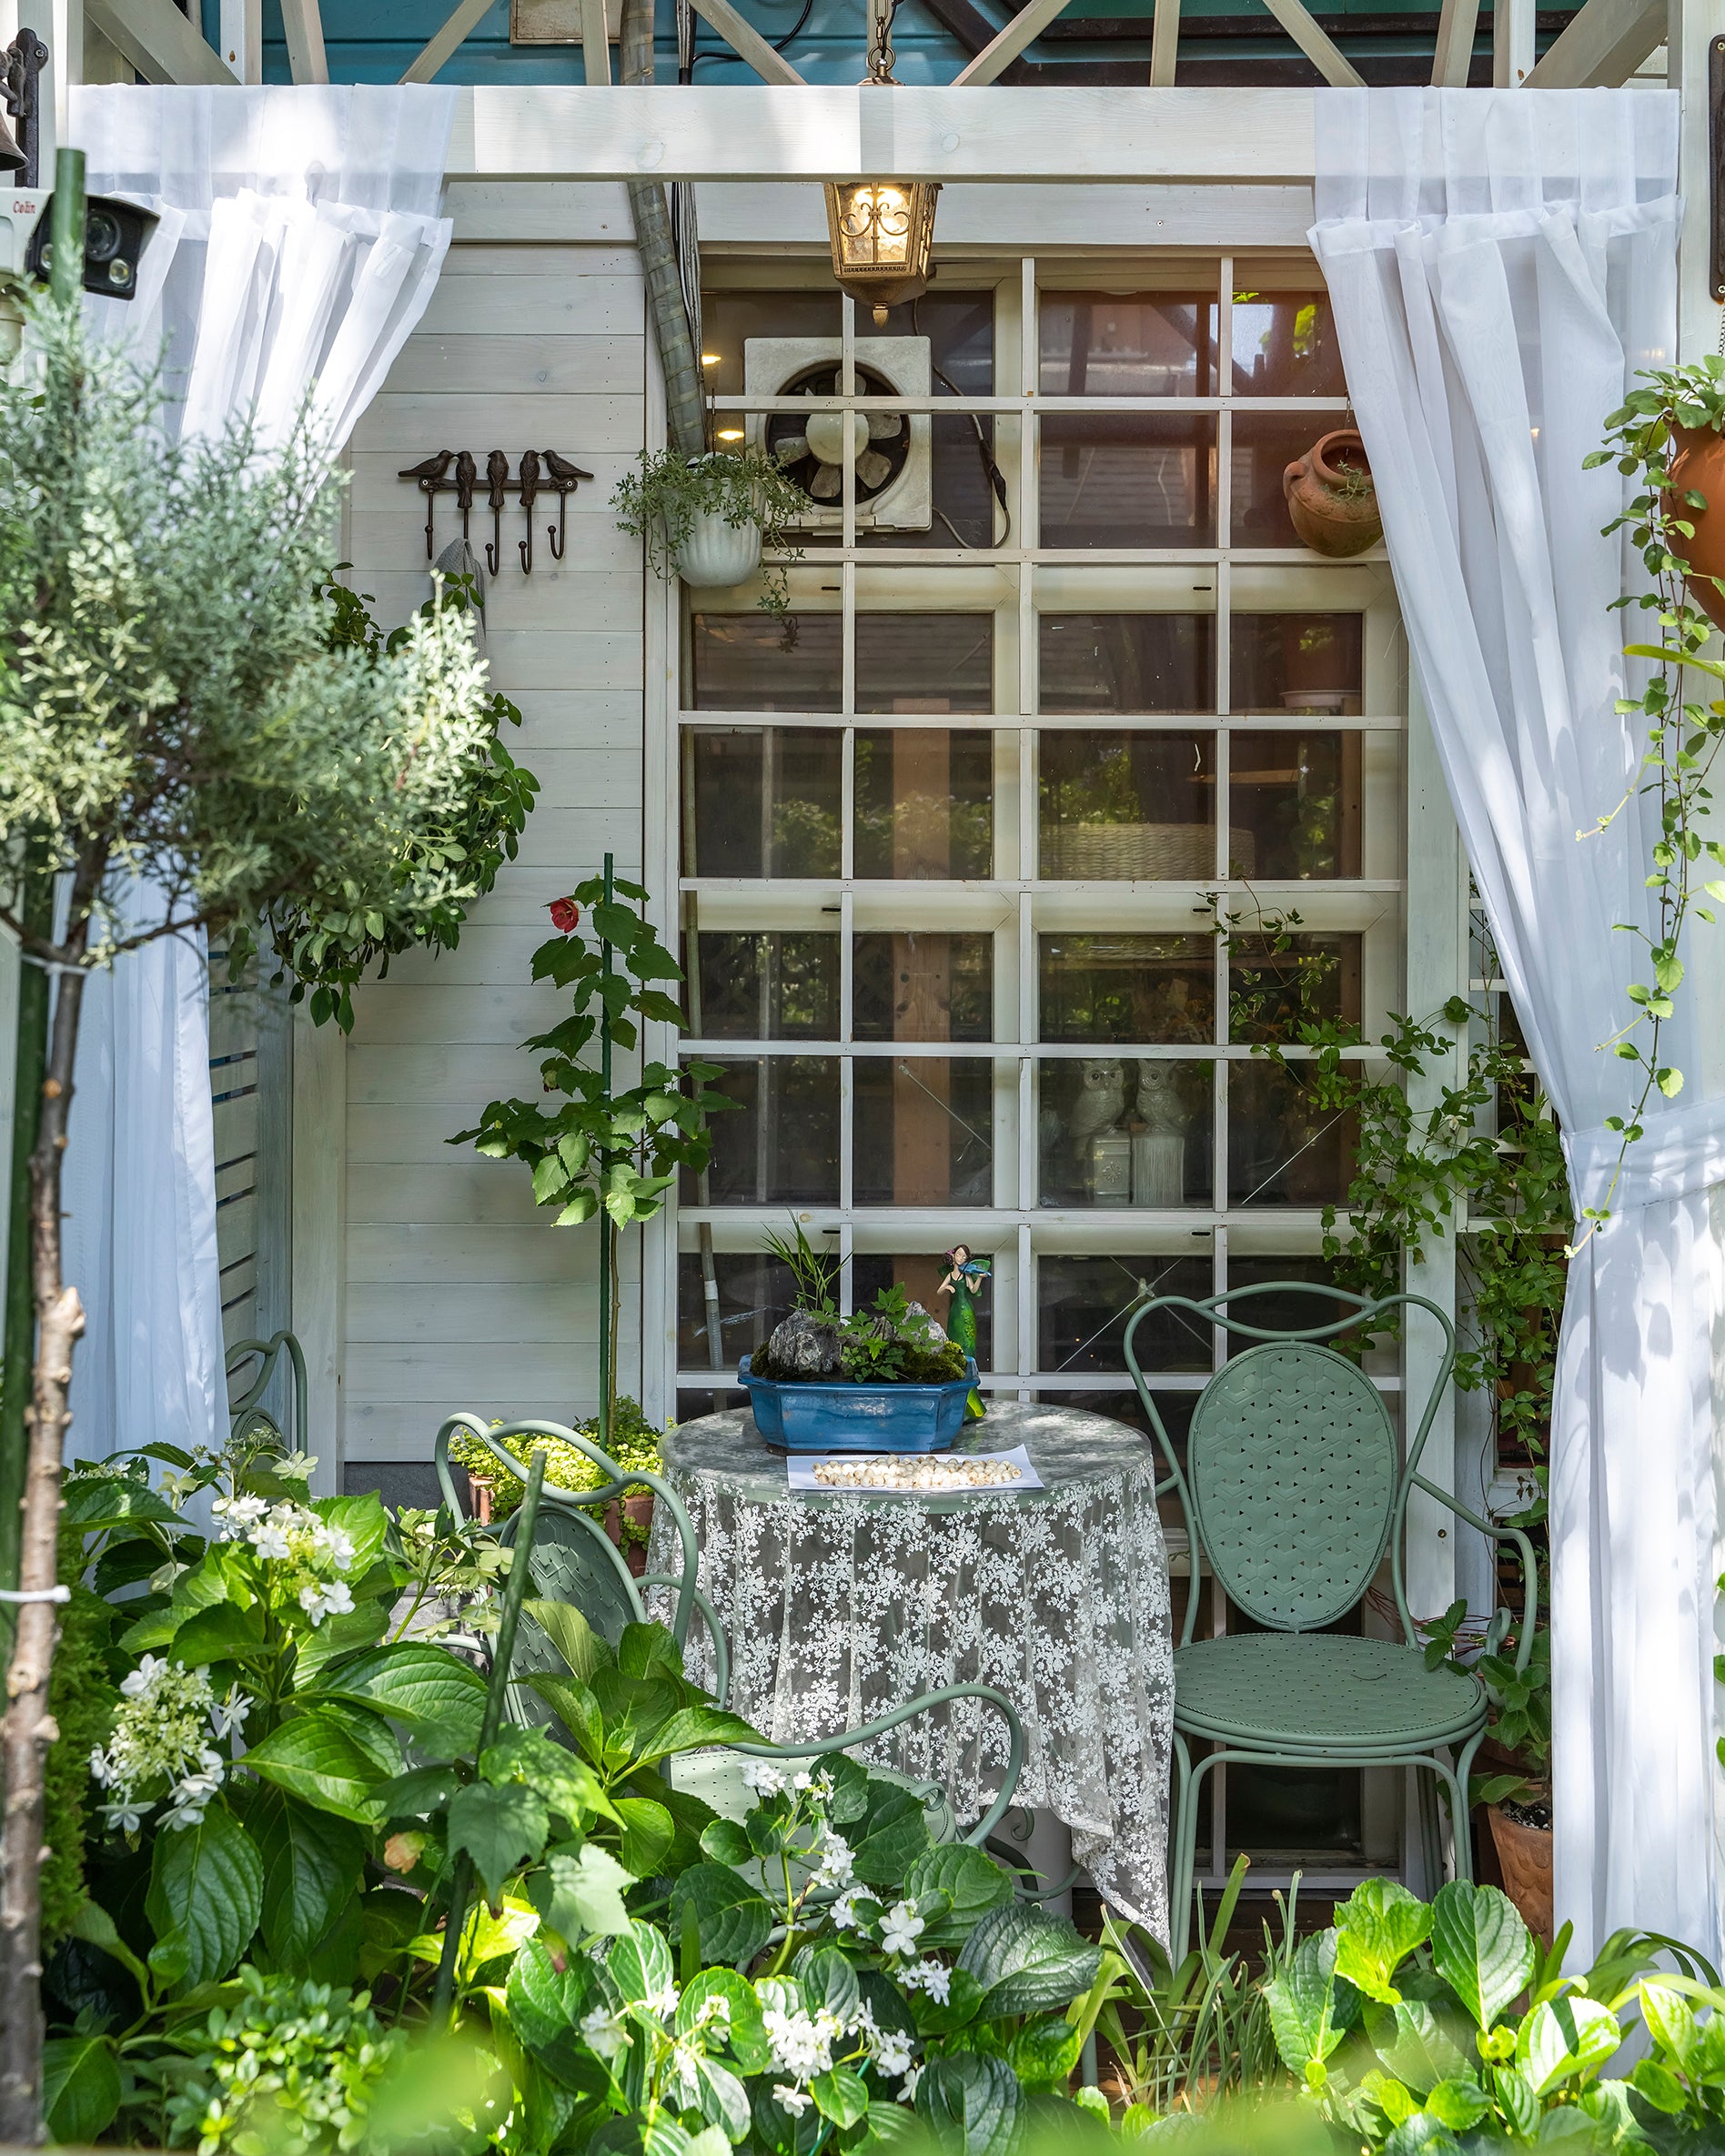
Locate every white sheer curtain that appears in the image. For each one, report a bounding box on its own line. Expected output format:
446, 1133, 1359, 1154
1310, 88, 1721, 1964
51, 86, 455, 1468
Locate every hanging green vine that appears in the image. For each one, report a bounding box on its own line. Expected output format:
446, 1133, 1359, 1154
1581, 358, 1725, 1226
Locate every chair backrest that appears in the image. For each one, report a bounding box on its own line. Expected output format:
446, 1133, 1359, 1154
226, 1332, 307, 1454
1124, 1283, 1454, 1642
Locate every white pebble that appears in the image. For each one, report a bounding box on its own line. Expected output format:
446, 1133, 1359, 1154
810, 1456, 1023, 1492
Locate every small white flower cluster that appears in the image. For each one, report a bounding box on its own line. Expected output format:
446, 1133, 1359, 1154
898, 1958, 953, 2004
88, 1657, 252, 1834
852, 2001, 916, 2081
763, 2001, 844, 2083
211, 1495, 358, 1626
879, 1899, 925, 1960
739, 1758, 834, 1800
580, 2005, 631, 2064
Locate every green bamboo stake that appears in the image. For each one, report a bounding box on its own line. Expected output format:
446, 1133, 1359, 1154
598, 851, 613, 1452
430, 1448, 546, 2025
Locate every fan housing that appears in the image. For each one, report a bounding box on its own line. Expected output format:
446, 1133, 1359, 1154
743, 335, 932, 532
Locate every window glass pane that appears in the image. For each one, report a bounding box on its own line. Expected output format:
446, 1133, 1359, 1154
684, 1055, 839, 1204
699, 290, 842, 398
1226, 1064, 1353, 1208
1229, 614, 1363, 716
855, 730, 993, 878
1039, 730, 1216, 881
1039, 933, 1215, 1044
1038, 1254, 1212, 1373
686, 931, 840, 1038
1038, 1058, 1214, 1207
677, 1247, 802, 1370
689, 613, 842, 711
853, 1252, 994, 1364
1227, 1767, 1363, 1860
1040, 416, 1216, 548
855, 615, 994, 713
871, 288, 995, 392
1229, 289, 1347, 398
854, 932, 993, 1042
1222, 1257, 1350, 1348
852, 1057, 994, 1205
859, 293, 998, 548
1039, 615, 1214, 714
1039, 292, 1216, 397
1228, 932, 1362, 1043
1227, 731, 1362, 879
1230, 414, 1327, 548
684, 730, 842, 878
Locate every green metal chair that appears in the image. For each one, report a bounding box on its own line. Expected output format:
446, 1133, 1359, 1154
434, 1414, 1026, 1855
226, 1330, 307, 1452
1123, 1283, 1538, 1960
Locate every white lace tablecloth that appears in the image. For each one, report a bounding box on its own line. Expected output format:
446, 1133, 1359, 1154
646, 1400, 1173, 1939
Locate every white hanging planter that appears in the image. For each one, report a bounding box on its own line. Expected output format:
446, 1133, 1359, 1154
673, 509, 762, 589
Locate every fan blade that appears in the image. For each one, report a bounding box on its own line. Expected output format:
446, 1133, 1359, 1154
867, 411, 903, 441
857, 448, 893, 489
811, 463, 842, 500
774, 435, 811, 464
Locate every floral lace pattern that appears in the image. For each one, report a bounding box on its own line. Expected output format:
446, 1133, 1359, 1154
646, 1402, 1173, 1940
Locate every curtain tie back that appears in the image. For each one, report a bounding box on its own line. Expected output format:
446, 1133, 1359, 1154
1565, 1094, 1725, 1215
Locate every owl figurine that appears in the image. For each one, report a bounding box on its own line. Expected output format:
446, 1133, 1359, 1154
1135, 1061, 1193, 1134
1069, 1059, 1127, 1149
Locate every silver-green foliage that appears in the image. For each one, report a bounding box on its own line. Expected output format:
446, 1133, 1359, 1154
0, 292, 499, 958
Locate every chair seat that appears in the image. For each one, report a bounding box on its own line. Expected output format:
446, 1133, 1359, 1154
671, 1749, 957, 1893
1174, 1631, 1486, 1753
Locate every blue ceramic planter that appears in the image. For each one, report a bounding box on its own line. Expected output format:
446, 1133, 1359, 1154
738, 1355, 979, 1454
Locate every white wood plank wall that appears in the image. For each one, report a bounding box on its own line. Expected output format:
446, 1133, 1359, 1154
339, 206, 649, 1475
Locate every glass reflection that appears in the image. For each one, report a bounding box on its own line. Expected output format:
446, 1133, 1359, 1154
1039, 293, 1216, 397
686, 931, 840, 1038
685, 730, 842, 879
852, 1057, 993, 1206
1039, 1057, 1213, 1208
854, 932, 992, 1042
1039, 615, 1215, 714
1228, 732, 1361, 879
1038, 1254, 1212, 1373
1039, 731, 1216, 881
854, 731, 993, 878
855, 615, 994, 713
1229, 289, 1347, 398
684, 1056, 839, 1204
1226, 1062, 1353, 1208
689, 614, 842, 711
1040, 416, 1217, 548
677, 1247, 804, 1369
1230, 415, 1327, 547
1039, 934, 1215, 1044
1230, 615, 1363, 716
1228, 932, 1361, 1043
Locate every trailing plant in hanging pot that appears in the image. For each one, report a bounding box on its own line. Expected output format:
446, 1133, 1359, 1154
1284, 427, 1382, 557
612, 445, 810, 614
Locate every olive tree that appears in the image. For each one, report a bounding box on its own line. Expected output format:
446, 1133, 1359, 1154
0, 292, 504, 2137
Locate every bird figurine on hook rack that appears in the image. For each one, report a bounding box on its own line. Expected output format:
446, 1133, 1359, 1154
400, 448, 596, 574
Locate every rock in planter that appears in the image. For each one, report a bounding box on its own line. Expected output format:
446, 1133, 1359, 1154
763, 1306, 842, 1378
1284, 428, 1382, 558
1668, 424, 1725, 632
1488, 1797, 1552, 1946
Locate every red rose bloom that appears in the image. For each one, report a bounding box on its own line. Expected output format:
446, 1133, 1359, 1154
549, 896, 580, 933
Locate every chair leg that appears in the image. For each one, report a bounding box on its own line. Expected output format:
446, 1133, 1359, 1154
1415, 1765, 1443, 1892
1169, 1733, 1197, 1964
1450, 1731, 1486, 1886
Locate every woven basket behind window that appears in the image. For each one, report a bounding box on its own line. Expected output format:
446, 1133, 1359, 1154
1041, 822, 1256, 880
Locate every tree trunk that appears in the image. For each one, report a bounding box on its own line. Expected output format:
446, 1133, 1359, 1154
0, 871, 96, 2144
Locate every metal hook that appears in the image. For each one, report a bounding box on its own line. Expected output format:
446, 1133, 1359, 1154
485, 449, 510, 578
398, 449, 454, 560
517, 449, 540, 575
542, 451, 592, 565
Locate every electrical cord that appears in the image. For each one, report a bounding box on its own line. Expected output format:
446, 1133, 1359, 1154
913, 297, 1012, 548
683, 0, 813, 75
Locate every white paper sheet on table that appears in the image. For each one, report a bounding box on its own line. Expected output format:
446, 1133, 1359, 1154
785, 1445, 1044, 1494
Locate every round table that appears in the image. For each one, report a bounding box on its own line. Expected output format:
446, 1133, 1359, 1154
645, 1399, 1173, 1937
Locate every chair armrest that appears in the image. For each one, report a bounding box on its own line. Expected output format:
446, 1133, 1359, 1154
1409, 1470, 1539, 1674
637, 1572, 731, 1708
730, 1684, 1026, 1848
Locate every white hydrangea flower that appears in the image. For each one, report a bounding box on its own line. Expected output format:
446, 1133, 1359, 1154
741, 1760, 784, 1795
580, 2007, 630, 2064
772, 2086, 812, 2117
91, 1657, 245, 1833
119, 1654, 168, 1700
210, 1684, 251, 1738
813, 1832, 855, 1889
308, 1519, 356, 1573
249, 1519, 293, 1561
298, 1578, 355, 1627
763, 2005, 843, 2081
101, 1798, 146, 1834
900, 1959, 952, 2004
874, 2030, 916, 2079
879, 1900, 925, 1960
210, 1494, 268, 1541
901, 2064, 923, 2101
829, 1890, 862, 1932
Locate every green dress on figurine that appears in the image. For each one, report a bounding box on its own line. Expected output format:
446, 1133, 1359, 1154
939, 1246, 989, 1419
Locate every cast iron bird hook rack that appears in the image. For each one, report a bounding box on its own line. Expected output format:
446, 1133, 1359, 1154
398, 449, 593, 576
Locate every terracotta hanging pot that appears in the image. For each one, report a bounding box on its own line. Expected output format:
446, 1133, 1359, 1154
604, 1490, 655, 1578
1284, 428, 1382, 558
1667, 425, 1725, 631
1488, 1799, 1553, 1946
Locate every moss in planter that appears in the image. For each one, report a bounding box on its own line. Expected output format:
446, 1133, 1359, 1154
449, 1397, 662, 1545
750, 1335, 967, 1385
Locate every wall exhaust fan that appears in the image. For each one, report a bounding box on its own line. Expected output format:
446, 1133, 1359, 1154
743, 335, 932, 533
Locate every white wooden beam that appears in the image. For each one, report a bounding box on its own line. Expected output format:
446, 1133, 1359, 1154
1256, 0, 1363, 85
445, 84, 1320, 182
84, 0, 229, 84
400, 0, 489, 84
681, 0, 805, 86
1430, 0, 1480, 83
580, 0, 610, 81
281, 0, 327, 81
1492, 0, 1533, 82
1150, 0, 1180, 85
1523, 0, 1662, 85
218, 0, 262, 82
953, 0, 1080, 86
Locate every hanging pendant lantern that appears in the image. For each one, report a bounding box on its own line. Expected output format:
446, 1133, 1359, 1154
823, 175, 940, 327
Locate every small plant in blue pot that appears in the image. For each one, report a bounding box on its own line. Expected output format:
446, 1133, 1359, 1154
741, 1224, 979, 1453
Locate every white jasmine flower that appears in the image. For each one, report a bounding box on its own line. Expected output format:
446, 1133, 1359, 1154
813, 1832, 855, 1889
741, 1760, 784, 1795
249, 1520, 292, 1561
901, 1959, 951, 2003
580, 2006, 631, 2064
879, 1900, 924, 1960
773, 2087, 812, 2117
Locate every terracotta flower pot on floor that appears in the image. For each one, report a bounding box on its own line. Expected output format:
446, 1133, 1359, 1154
1668, 424, 1725, 631
1284, 428, 1382, 558
1488, 1800, 1553, 1946
604, 1490, 654, 1577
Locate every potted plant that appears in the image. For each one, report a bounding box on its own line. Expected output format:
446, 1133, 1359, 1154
1599, 356, 1725, 631
612, 443, 811, 613
741, 1221, 976, 1453
1283, 427, 1382, 557
448, 1400, 665, 1573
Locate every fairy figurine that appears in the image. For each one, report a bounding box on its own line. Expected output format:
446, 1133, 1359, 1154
938, 1245, 990, 1420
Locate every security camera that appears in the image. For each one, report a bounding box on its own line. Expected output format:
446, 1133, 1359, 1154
23, 189, 157, 297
